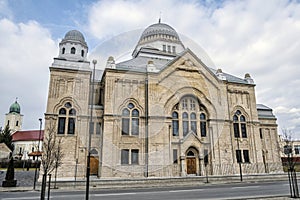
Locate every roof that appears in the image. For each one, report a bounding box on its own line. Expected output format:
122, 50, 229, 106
62, 30, 87, 46
12, 130, 44, 142
256, 104, 276, 119
133, 21, 185, 57
209, 68, 250, 84
9, 100, 21, 114
0, 143, 11, 153
257, 104, 272, 110
28, 151, 42, 156
115, 49, 252, 85
117, 56, 170, 72
140, 22, 180, 40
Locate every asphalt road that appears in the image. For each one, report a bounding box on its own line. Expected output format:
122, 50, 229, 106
0, 180, 291, 200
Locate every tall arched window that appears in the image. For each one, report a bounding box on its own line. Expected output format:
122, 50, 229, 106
57, 103, 76, 135
190, 113, 197, 134
182, 112, 189, 136
81, 50, 84, 57
62, 47, 65, 54
121, 103, 139, 136
58, 108, 66, 134
71, 47, 76, 54
68, 108, 76, 134
200, 113, 207, 137
172, 112, 179, 136
233, 110, 247, 138
172, 96, 208, 137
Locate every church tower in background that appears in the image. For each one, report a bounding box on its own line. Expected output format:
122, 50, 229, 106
5, 99, 23, 133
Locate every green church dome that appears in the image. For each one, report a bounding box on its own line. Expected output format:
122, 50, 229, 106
9, 100, 21, 114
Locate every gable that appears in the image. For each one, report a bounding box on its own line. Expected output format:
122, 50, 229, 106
157, 49, 220, 91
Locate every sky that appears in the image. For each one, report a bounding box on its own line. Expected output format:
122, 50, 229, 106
0, 0, 299, 138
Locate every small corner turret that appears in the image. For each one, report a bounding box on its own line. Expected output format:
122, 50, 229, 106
216, 68, 226, 80
58, 30, 88, 62
106, 56, 116, 69
244, 73, 254, 84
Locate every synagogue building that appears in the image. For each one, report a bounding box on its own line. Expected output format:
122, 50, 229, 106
44, 21, 282, 178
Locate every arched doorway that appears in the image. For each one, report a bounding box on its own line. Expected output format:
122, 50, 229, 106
90, 148, 99, 175
186, 147, 199, 175
90, 156, 99, 175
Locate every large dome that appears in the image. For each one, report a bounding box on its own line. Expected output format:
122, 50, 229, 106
137, 22, 182, 46
132, 21, 185, 57
140, 23, 180, 41
9, 100, 20, 114
62, 30, 87, 46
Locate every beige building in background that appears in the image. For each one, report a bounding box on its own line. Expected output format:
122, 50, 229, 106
44, 21, 282, 179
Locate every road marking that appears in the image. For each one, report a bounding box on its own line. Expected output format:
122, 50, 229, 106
2, 197, 40, 200
169, 189, 204, 193
93, 192, 136, 197
231, 186, 260, 189
2, 194, 84, 200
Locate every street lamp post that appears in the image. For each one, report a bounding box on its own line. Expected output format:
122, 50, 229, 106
86, 59, 97, 200
33, 118, 42, 190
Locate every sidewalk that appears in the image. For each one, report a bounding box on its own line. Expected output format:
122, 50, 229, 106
0, 170, 297, 199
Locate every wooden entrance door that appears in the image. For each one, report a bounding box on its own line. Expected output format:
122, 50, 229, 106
187, 157, 196, 174
90, 156, 99, 175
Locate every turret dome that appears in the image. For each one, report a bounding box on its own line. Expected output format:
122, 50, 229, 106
64, 30, 85, 43
61, 30, 87, 47
9, 100, 20, 114
58, 29, 88, 61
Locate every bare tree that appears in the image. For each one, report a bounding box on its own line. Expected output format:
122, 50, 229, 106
53, 138, 64, 188
40, 122, 64, 200
281, 128, 299, 198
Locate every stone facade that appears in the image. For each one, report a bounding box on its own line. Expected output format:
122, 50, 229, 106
44, 22, 282, 179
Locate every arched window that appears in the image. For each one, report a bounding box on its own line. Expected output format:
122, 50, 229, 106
131, 109, 139, 135
182, 112, 189, 136
58, 108, 66, 134
122, 109, 130, 135
57, 103, 76, 135
68, 109, 76, 134
62, 47, 65, 54
172, 96, 209, 138
233, 110, 247, 138
200, 113, 207, 137
121, 103, 140, 136
190, 113, 197, 134
71, 47, 76, 54
172, 112, 179, 136
81, 50, 84, 57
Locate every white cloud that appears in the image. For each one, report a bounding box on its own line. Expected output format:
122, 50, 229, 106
0, 18, 57, 130
86, 0, 300, 137
1, 0, 299, 138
